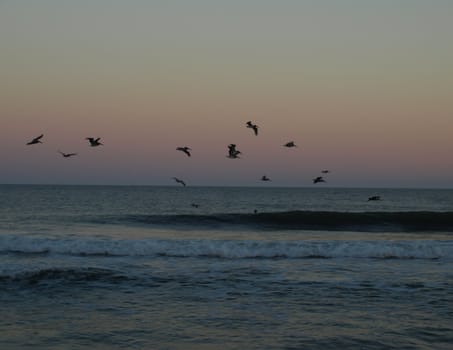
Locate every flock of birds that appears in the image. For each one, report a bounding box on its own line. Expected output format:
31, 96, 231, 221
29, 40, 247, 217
174, 121, 334, 187
25, 121, 330, 184
25, 122, 381, 201
27, 134, 102, 155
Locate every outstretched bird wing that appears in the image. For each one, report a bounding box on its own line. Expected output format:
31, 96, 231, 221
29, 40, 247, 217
27, 134, 44, 144
173, 177, 186, 186
176, 147, 191, 157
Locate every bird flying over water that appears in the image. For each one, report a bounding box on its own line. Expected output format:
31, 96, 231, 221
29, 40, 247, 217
321, 170, 330, 174
368, 196, 381, 201
176, 146, 191, 157
246, 121, 259, 136
261, 175, 271, 182
227, 144, 241, 159
26, 134, 44, 145
58, 151, 77, 158
283, 141, 297, 148
313, 176, 326, 184
86, 137, 103, 147
172, 177, 186, 187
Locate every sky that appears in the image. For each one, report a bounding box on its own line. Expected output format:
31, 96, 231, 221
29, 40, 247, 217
1, 0, 452, 187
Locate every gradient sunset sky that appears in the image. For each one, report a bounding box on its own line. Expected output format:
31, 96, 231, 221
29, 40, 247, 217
1, 1, 452, 187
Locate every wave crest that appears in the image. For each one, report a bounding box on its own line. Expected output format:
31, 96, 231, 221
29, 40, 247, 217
1, 235, 451, 260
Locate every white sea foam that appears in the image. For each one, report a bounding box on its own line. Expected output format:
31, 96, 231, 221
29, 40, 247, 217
0, 234, 451, 260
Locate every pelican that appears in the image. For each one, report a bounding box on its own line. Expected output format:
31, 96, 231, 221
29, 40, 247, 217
261, 175, 271, 182
26, 134, 44, 145
368, 196, 381, 201
283, 141, 297, 148
176, 146, 191, 157
172, 177, 186, 187
227, 144, 241, 159
246, 121, 259, 136
228, 144, 237, 154
313, 176, 326, 184
227, 151, 241, 159
58, 151, 77, 158
227, 150, 241, 159
86, 137, 103, 147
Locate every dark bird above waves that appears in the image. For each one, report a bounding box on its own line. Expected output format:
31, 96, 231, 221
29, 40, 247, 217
261, 175, 271, 182
227, 144, 242, 159
26, 134, 44, 145
58, 151, 77, 158
368, 196, 381, 201
227, 151, 241, 159
176, 146, 191, 157
321, 170, 330, 174
246, 121, 259, 136
228, 144, 237, 153
86, 137, 103, 147
172, 177, 186, 187
313, 176, 326, 184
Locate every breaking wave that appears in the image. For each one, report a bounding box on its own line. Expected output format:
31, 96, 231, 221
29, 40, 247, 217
1, 235, 452, 260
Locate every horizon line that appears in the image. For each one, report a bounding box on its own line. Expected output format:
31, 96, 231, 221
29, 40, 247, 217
1, 183, 452, 190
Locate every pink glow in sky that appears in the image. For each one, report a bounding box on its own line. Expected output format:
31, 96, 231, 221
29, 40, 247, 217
1, 1, 452, 187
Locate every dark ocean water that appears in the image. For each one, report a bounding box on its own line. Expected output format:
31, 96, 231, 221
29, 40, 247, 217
1, 185, 452, 349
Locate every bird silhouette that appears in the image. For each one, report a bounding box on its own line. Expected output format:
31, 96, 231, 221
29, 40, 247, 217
321, 170, 330, 174
86, 137, 103, 147
246, 121, 259, 136
368, 196, 381, 201
26, 134, 44, 145
172, 177, 186, 187
283, 141, 297, 148
313, 176, 326, 184
227, 144, 241, 159
261, 175, 271, 182
176, 146, 191, 157
58, 151, 77, 158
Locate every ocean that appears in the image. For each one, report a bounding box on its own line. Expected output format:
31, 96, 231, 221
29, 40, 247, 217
1, 185, 452, 349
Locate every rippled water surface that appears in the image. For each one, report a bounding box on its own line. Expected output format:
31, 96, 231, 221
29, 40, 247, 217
1, 185, 452, 349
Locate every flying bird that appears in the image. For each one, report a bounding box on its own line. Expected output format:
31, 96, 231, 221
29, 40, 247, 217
227, 151, 241, 159
368, 196, 381, 201
176, 146, 191, 157
313, 176, 326, 184
26, 134, 44, 145
321, 170, 330, 174
228, 144, 237, 154
172, 177, 186, 187
283, 141, 297, 148
227, 144, 241, 159
261, 175, 271, 182
246, 121, 259, 136
58, 151, 77, 158
86, 137, 103, 147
